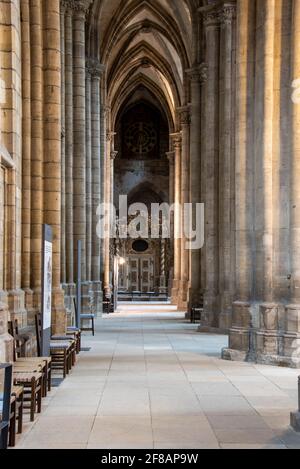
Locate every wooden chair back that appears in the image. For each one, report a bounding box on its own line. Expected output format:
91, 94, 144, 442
35, 313, 42, 357
8, 320, 23, 361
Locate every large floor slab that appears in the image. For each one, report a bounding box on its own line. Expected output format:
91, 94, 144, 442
15, 305, 300, 449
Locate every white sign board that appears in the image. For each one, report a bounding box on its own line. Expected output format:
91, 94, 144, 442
42, 240, 52, 330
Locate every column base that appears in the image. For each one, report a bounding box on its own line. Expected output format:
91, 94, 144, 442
222, 347, 248, 363
222, 301, 252, 360
8, 289, 27, 328
223, 302, 300, 368
291, 412, 300, 432
202, 292, 220, 329
82, 281, 94, 315
171, 280, 180, 305
92, 281, 103, 316
23, 288, 37, 326
199, 325, 229, 335
62, 283, 74, 326
51, 288, 67, 335
0, 301, 14, 362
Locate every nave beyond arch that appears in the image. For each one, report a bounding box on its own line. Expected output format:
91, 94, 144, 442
0, 0, 300, 371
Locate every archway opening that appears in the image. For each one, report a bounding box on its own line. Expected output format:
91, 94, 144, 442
113, 95, 172, 303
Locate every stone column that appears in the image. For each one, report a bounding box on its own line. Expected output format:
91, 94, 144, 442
43, 0, 66, 334
167, 151, 175, 207
218, 4, 236, 329
159, 239, 167, 296
202, 9, 220, 328
73, 0, 91, 284
21, 0, 34, 322
60, 1, 66, 287
103, 129, 113, 297
178, 107, 190, 310
253, 1, 279, 361
30, 0, 44, 313
171, 134, 182, 305
99, 104, 107, 280
0, 0, 14, 359
223, 0, 255, 361
64, 1, 75, 298
255, 0, 275, 303
284, 0, 300, 367
85, 62, 92, 283
79, 59, 94, 315
167, 150, 175, 295
187, 64, 207, 312
90, 59, 104, 314
108, 148, 118, 296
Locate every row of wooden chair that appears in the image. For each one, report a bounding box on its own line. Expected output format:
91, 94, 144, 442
8, 320, 52, 425
3, 317, 82, 447
1, 311, 85, 447
35, 314, 81, 378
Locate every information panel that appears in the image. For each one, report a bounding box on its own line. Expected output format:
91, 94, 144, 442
41, 224, 53, 357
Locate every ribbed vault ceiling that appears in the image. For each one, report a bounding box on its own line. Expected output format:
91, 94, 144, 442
87, 0, 213, 128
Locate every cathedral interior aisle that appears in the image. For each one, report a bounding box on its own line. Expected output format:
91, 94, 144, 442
15, 306, 300, 450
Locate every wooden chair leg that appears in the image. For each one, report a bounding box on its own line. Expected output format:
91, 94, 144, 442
30, 378, 36, 422
18, 395, 23, 434
63, 350, 67, 379
9, 401, 16, 447
43, 364, 48, 397
37, 384, 42, 414
1, 424, 9, 450
48, 367, 52, 392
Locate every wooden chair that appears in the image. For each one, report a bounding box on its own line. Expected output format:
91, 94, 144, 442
35, 314, 75, 378
12, 386, 24, 435
0, 390, 23, 447
74, 298, 95, 336
0, 395, 16, 447
67, 326, 81, 353
8, 320, 52, 397
13, 373, 43, 422
0, 364, 12, 450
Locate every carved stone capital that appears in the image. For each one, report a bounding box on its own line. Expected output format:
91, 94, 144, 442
187, 63, 208, 85
60, 0, 75, 12
202, 9, 221, 27
220, 5, 236, 25
73, 0, 92, 16
86, 58, 105, 78
171, 133, 182, 150
177, 106, 191, 127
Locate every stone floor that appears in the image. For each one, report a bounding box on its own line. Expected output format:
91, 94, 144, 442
15, 305, 300, 449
